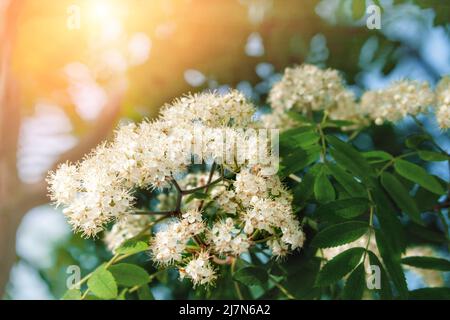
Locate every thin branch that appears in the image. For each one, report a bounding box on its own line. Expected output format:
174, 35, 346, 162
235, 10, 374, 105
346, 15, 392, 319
191, 163, 218, 247
231, 257, 244, 300
170, 176, 182, 193
197, 162, 217, 212
212, 255, 233, 265
269, 275, 296, 300
132, 210, 178, 216
169, 176, 183, 214
0, 0, 22, 199
181, 177, 223, 195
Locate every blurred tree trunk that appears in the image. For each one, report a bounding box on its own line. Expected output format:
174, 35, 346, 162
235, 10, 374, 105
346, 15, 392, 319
0, 0, 123, 297
0, 0, 25, 297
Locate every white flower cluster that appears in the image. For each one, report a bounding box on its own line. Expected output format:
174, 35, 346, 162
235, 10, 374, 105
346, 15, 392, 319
213, 189, 239, 214
268, 64, 349, 113
209, 218, 250, 256
243, 196, 305, 251
263, 64, 448, 130
263, 64, 364, 128
47, 148, 135, 238
179, 251, 217, 288
435, 77, 450, 130
360, 80, 434, 125
148, 167, 304, 286
48, 89, 304, 287
234, 168, 291, 207
48, 90, 254, 235
160, 91, 255, 128
151, 209, 205, 266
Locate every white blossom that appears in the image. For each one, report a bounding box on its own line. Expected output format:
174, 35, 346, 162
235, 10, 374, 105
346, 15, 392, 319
47, 162, 80, 206
213, 189, 239, 214
150, 220, 186, 266
209, 218, 250, 256
179, 251, 217, 287
234, 168, 291, 207
48, 88, 305, 286
267, 239, 289, 258
361, 79, 434, 125
48, 145, 134, 237
181, 208, 206, 236
268, 64, 349, 113
160, 90, 255, 129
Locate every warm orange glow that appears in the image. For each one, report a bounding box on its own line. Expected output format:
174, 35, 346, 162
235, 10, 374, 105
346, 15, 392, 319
91, 0, 115, 21
11, 0, 313, 115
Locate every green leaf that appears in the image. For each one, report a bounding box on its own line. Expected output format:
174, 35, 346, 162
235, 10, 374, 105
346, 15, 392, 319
406, 223, 447, 244
414, 187, 442, 212
109, 263, 150, 287
117, 289, 128, 300
342, 263, 366, 300
380, 172, 422, 225
367, 251, 392, 299
233, 266, 268, 287
327, 163, 366, 197
352, 0, 366, 20
285, 111, 314, 124
405, 134, 430, 149
304, 145, 322, 163
279, 148, 309, 177
418, 150, 449, 162
327, 136, 375, 180
279, 145, 320, 177
273, 257, 321, 300
401, 256, 450, 271
280, 126, 314, 146
292, 131, 320, 149
394, 159, 445, 195
115, 239, 149, 255
314, 172, 335, 203
311, 221, 369, 248
362, 150, 393, 162
87, 266, 118, 300
292, 172, 315, 206
323, 119, 355, 128
137, 285, 154, 300
316, 198, 369, 220
375, 230, 408, 299
409, 287, 450, 300
61, 289, 82, 300
371, 185, 406, 254
315, 247, 365, 287
186, 191, 209, 203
